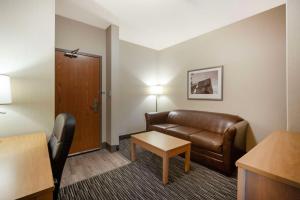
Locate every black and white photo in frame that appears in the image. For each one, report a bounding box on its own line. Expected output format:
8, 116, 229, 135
187, 66, 223, 100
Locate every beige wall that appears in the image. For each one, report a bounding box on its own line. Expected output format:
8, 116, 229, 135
56, 16, 160, 146
119, 41, 159, 135
158, 6, 286, 150
55, 15, 107, 142
0, 0, 55, 137
287, 0, 300, 132
106, 26, 112, 145
0, 2, 289, 150
106, 25, 120, 145
55, 17, 158, 145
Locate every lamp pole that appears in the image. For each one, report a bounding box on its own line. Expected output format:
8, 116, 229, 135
149, 85, 162, 112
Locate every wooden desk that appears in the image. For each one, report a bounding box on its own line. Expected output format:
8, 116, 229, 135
0, 133, 54, 200
236, 131, 300, 200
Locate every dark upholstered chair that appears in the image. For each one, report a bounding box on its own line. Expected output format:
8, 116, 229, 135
48, 113, 75, 200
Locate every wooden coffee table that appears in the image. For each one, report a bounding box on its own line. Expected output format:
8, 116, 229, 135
131, 131, 191, 185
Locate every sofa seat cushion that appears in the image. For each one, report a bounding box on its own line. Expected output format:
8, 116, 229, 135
149, 123, 178, 133
166, 126, 202, 140
190, 131, 223, 153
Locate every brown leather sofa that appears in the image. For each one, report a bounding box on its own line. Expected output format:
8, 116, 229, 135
145, 110, 248, 174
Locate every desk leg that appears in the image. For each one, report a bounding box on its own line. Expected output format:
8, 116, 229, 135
237, 167, 246, 200
131, 140, 136, 161
162, 153, 169, 185
184, 144, 191, 172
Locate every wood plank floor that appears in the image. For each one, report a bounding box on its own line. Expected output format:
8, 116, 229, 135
61, 149, 130, 187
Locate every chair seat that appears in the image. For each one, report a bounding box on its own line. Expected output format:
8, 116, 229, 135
149, 123, 178, 133
166, 126, 202, 140
190, 131, 223, 153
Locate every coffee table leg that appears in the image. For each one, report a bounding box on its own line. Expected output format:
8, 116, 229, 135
131, 140, 136, 161
184, 144, 191, 172
163, 153, 169, 185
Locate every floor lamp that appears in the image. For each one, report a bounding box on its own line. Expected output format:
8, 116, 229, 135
149, 85, 163, 112
0, 75, 12, 114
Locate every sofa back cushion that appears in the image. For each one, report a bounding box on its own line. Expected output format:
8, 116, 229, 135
166, 110, 242, 134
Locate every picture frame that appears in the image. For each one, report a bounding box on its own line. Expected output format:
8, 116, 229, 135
187, 66, 223, 100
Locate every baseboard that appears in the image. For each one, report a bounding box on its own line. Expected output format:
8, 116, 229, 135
68, 147, 101, 157
67, 142, 117, 157
119, 130, 146, 140
103, 130, 146, 152
103, 142, 119, 152
101, 142, 107, 149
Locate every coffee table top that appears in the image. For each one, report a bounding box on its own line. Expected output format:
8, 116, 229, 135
131, 131, 191, 151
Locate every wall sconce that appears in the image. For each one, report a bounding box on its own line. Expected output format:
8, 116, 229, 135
0, 75, 12, 114
149, 85, 163, 112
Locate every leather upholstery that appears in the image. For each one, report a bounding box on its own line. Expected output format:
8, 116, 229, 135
166, 126, 202, 140
145, 112, 170, 131
48, 113, 76, 200
190, 131, 223, 153
149, 124, 178, 133
191, 145, 223, 160
145, 110, 247, 174
167, 110, 242, 134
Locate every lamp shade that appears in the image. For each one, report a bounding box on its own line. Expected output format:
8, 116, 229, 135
0, 75, 12, 104
149, 85, 163, 95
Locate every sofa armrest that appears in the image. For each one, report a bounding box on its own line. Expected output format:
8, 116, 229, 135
223, 126, 237, 174
222, 120, 248, 174
232, 120, 248, 152
145, 111, 170, 131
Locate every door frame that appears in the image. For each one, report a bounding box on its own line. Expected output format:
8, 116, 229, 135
55, 48, 103, 155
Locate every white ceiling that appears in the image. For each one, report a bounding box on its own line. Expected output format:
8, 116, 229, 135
56, 0, 285, 50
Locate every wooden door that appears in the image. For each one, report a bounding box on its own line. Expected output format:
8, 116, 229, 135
55, 50, 101, 154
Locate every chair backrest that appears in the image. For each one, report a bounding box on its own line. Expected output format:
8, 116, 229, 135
48, 113, 75, 184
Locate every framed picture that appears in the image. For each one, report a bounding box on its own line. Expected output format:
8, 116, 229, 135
187, 66, 223, 100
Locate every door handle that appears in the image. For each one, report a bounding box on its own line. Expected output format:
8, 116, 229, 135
91, 98, 100, 113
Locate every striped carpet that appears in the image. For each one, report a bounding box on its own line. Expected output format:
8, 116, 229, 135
59, 139, 237, 200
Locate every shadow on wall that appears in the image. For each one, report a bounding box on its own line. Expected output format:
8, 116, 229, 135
0, 56, 54, 137
246, 126, 257, 151
0, 107, 44, 136
118, 67, 157, 134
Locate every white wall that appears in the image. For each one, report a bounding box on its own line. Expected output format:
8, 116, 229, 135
158, 6, 286, 150
55, 15, 107, 142
287, 0, 300, 132
119, 41, 159, 135
0, 0, 55, 137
